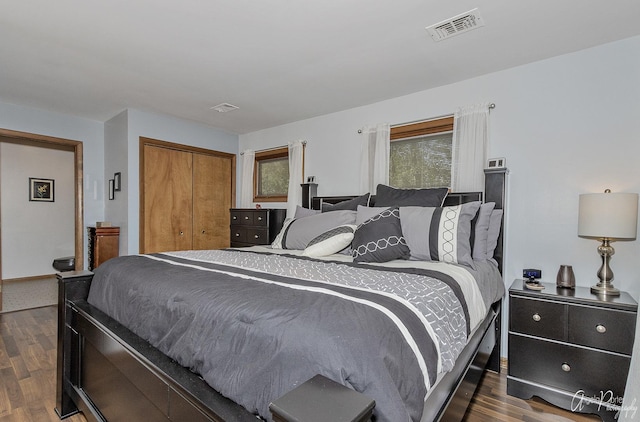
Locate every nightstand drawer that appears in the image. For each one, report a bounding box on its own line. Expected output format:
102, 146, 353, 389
252, 211, 269, 227
510, 297, 565, 341
509, 334, 630, 398
568, 306, 636, 355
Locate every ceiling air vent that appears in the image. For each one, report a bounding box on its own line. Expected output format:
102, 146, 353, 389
210, 103, 239, 113
426, 8, 485, 42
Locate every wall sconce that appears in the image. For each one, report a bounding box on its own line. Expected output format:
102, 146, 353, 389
578, 189, 639, 296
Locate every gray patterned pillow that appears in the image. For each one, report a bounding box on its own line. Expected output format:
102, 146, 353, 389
399, 201, 481, 268
272, 210, 357, 250
352, 207, 410, 263
376, 184, 448, 207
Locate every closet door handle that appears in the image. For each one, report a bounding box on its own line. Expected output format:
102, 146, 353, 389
201, 230, 206, 234
179, 231, 184, 236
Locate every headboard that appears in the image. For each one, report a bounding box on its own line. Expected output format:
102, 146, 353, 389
307, 168, 507, 273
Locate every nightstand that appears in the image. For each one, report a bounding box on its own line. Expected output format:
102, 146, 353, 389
230, 209, 287, 247
507, 280, 637, 422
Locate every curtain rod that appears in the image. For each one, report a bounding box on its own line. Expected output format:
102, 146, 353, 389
240, 140, 306, 155
358, 103, 496, 133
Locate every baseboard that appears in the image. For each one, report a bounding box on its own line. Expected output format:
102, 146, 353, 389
2, 274, 57, 283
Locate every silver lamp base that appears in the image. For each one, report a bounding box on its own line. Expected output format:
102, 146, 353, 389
590, 282, 620, 296
591, 238, 621, 296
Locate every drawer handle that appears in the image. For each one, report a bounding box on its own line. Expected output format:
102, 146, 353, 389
561, 363, 571, 372
232, 216, 237, 220
254, 234, 260, 239
257, 216, 263, 221
596, 324, 607, 334
532, 313, 541, 322
244, 216, 250, 220
235, 233, 240, 237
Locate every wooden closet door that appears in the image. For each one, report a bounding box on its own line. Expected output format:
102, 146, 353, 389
143, 145, 193, 253
192, 153, 232, 250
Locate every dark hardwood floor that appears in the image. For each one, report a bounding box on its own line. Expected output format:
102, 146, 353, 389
0, 305, 602, 422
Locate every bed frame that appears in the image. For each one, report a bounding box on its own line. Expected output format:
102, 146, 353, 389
55, 168, 507, 422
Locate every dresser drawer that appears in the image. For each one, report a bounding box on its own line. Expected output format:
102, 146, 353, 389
568, 305, 636, 355
509, 334, 630, 398
230, 210, 254, 226
246, 228, 269, 245
231, 226, 248, 243
510, 297, 566, 341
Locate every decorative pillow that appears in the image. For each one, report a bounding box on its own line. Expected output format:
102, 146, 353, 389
271, 210, 357, 250
355, 205, 389, 225
352, 207, 410, 263
486, 209, 503, 265
375, 184, 448, 207
302, 225, 356, 257
472, 202, 496, 261
294, 205, 320, 219
398, 201, 481, 268
321, 193, 371, 212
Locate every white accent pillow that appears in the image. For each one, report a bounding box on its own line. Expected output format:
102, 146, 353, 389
302, 225, 357, 257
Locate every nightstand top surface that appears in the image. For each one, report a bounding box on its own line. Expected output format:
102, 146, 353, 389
510, 279, 637, 311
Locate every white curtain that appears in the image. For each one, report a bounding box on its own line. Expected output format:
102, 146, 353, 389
240, 149, 255, 208
359, 123, 390, 194
286, 140, 304, 218
452, 103, 490, 192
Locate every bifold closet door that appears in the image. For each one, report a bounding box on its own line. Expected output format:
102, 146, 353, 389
192, 153, 232, 250
143, 145, 193, 253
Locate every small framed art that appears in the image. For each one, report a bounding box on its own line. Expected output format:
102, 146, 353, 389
29, 178, 54, 202
109, 179, 115, 200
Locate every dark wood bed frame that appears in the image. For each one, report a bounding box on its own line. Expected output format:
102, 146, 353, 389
55, 168, 507, 422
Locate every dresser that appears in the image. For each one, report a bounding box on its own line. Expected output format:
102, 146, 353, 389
507, 279, 637, 421
87, 226, 120, 270
230, 209, 287, 248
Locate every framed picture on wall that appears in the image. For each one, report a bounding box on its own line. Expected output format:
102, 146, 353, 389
29, 177, 55, 202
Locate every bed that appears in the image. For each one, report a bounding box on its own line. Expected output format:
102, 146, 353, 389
55, 168, 507, 422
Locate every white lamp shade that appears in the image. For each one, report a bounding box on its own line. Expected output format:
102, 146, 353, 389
578, 192, 639, 240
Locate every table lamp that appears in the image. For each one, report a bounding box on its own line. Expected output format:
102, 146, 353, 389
578, 189, 638, 296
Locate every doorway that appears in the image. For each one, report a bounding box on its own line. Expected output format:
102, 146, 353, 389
0, 128, 83, 312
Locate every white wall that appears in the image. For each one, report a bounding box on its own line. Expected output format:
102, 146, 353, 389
0, 143, 74, 278
103, 109, 239, 255
0, 101, 105, 270
240, 36, 640, 355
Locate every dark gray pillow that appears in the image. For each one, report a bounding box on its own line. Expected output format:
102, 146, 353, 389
274, 210, 357, 250
398, 201, 481, 268
352, 207, 410, 263
472, 202, 496, 261
321, 193, 371, 212
487, 209, 503, 265
375, 184, 448, 207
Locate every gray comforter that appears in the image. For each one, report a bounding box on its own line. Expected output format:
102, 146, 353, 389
87, 249, 493, 422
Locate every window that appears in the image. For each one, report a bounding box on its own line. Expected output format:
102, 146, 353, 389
389, 116, 453, 189
254, 147, 289, 202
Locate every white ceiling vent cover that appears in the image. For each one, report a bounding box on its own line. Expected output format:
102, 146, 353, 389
426, 8, 485, 42
211, 103, 239, 113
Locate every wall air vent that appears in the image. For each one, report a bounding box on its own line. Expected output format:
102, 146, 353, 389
426, 8, 485, 42
210, 103, 239, 113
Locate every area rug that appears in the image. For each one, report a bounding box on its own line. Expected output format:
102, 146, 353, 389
1, 277, 57, 313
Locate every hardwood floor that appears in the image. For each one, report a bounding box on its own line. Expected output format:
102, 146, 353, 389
0, 305, 602, 422
0, 306, 85, 422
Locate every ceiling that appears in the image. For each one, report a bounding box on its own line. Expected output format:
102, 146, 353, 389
2, 1, 640, 135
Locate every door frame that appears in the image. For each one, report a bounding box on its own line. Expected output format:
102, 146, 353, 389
139, 137, 236, 253
0, 128, 84, 311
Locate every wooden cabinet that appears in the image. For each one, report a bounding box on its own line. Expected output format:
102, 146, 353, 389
230, 209, 286, 247
141, 140, 234, 253
87, 227, 120, 270
507, 280, 637, 422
